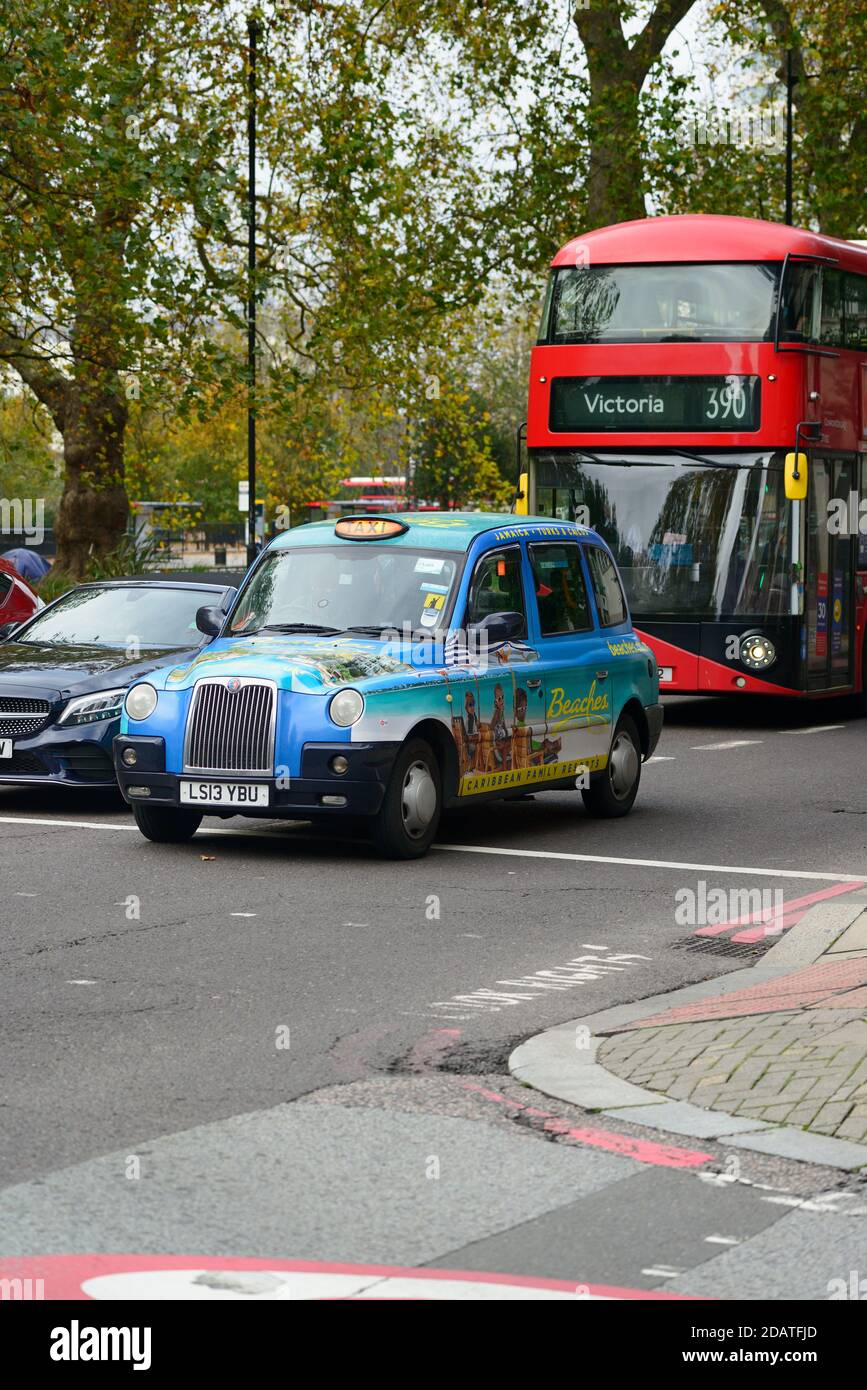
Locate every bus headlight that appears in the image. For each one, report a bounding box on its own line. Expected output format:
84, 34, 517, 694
329, 688, 364, 727
740, 633, 776, 670
125, 683, 158, 721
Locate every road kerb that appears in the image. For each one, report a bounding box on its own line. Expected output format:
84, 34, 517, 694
761, 901, 867, 966
509, 909, 867, 1172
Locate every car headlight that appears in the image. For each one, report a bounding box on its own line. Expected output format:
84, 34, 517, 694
740, 633, 777, 670
58, 687, 127, 726
124, 683, 159, 721
329, 688, 364, 727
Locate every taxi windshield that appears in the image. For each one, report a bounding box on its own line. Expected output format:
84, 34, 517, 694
228, 544, 462, 636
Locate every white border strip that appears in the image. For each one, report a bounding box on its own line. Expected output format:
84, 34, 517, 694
2, 815, 864, 884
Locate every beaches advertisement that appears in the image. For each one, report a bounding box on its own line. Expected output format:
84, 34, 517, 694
446, 668, 611, 796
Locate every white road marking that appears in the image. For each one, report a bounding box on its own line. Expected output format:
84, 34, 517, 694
704, 1235, 740, 1246
2, 813, 865, 884
690, 739, 763, 750
67, 979, 96, 986
434, 843, 867, 883
784, 724, 845, 735
428, 950, 651, 1018
230, 912, 257, 918
761, 1192, 867, 1215
80, 1268, 611, 1301
646, 756, 676, 763
641, 1267, 682, 1279
0, 815, 135, 831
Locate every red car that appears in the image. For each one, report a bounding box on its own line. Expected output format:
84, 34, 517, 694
0, 557, 41, 635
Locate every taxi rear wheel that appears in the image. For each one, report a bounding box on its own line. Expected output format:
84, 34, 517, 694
373, 738, 442, 859
581, 715, 641, 818
132, 803, 203, 843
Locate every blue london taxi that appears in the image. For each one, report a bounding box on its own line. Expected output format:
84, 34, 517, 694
114, 514, 662, 858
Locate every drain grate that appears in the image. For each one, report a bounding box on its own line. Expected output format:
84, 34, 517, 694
672, 935, 766, 960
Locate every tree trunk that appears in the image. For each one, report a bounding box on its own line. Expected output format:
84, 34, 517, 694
575, 1, 697, 229
584, 77, 646, 227
53, 380, 129, 578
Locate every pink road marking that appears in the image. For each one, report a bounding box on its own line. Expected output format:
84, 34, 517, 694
621, 956, 867, 1030
693, 880, 866, 940
0, 1254, 701, 1301
459, 1081, 713, 1169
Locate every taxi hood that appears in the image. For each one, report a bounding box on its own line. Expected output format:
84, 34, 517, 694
161, 633, 420, 695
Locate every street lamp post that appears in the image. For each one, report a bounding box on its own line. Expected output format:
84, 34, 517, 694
784, 48, 796, 226
246, 15, 258, 566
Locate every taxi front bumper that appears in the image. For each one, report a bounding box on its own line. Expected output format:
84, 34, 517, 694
113, 736, 400, 816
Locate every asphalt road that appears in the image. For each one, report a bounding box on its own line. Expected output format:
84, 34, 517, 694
2, 693, 867, 1298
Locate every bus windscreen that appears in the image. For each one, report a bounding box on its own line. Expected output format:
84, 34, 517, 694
544, 263, 780, 344
534, 451, 791, 621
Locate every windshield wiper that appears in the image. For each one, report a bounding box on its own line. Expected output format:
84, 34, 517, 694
256, 623, 343, 636
343, 624, 397, 637
668, 448, 733, 469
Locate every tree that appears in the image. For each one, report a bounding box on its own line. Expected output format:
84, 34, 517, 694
575, 0, 697, 226
0, 384, 61, 514
1, 2, 513, 574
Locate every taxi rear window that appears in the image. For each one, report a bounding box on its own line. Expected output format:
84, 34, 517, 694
229, 545, 462, 635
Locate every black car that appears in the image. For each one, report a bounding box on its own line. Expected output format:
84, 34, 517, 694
0, 578, 237, 788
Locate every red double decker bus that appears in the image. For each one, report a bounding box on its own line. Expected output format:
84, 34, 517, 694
519, 214, 867, 701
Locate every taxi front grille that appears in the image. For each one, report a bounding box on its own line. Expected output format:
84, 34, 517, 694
0, 697, 52, 736
184, 679, 275, 774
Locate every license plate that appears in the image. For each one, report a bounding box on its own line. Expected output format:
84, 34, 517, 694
658, 667, 673, 684
180, 780, 269, 807
0, 739, 12, 758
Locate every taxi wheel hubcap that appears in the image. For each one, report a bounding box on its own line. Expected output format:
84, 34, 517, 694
609, 731, 639, 799
401, 760, 437, 838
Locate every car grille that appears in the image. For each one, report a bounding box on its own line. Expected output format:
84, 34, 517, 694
184, 679, 275, 774
0, 751, 47, 776
0, 696, 52, 737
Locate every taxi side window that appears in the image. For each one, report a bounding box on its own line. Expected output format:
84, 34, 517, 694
466, 548, 527, 635
585, 545, 627, 627
528, 543, 591, 636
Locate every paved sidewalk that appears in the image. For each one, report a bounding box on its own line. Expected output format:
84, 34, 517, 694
511, 895, 867, 1170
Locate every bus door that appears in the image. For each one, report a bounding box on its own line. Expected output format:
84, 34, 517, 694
806, 456, 855, 689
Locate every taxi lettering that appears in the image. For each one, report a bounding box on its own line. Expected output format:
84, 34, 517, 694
547, 681, 609, 721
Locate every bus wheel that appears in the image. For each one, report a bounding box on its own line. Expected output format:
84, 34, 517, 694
373, 738, 442, 859
132, 803, 203, 843
582, 715, 641, 818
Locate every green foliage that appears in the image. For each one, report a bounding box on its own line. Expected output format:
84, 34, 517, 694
0, 388, 61, 514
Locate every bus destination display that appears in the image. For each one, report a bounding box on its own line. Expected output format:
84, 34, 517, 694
549, 375, 761, 432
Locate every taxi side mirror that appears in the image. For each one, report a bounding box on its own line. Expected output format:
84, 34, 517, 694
196, 605, 224, 637
472, 610, 525, 644
784, 451, 809, 501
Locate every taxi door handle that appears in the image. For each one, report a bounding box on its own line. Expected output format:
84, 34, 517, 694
527, 678, 542, 689
596, 669, 609, 679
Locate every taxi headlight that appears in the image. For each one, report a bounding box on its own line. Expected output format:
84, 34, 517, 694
124, 683, 158, 721
329, 688, 364, 727
739, 633, 777, 670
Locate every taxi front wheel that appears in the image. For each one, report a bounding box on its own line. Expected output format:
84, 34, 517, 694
373, 738, 442, 859
581, 715, 641, 819
132, 803, 204, 843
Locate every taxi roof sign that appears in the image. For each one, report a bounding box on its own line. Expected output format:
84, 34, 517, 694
335, 516, 409, 540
